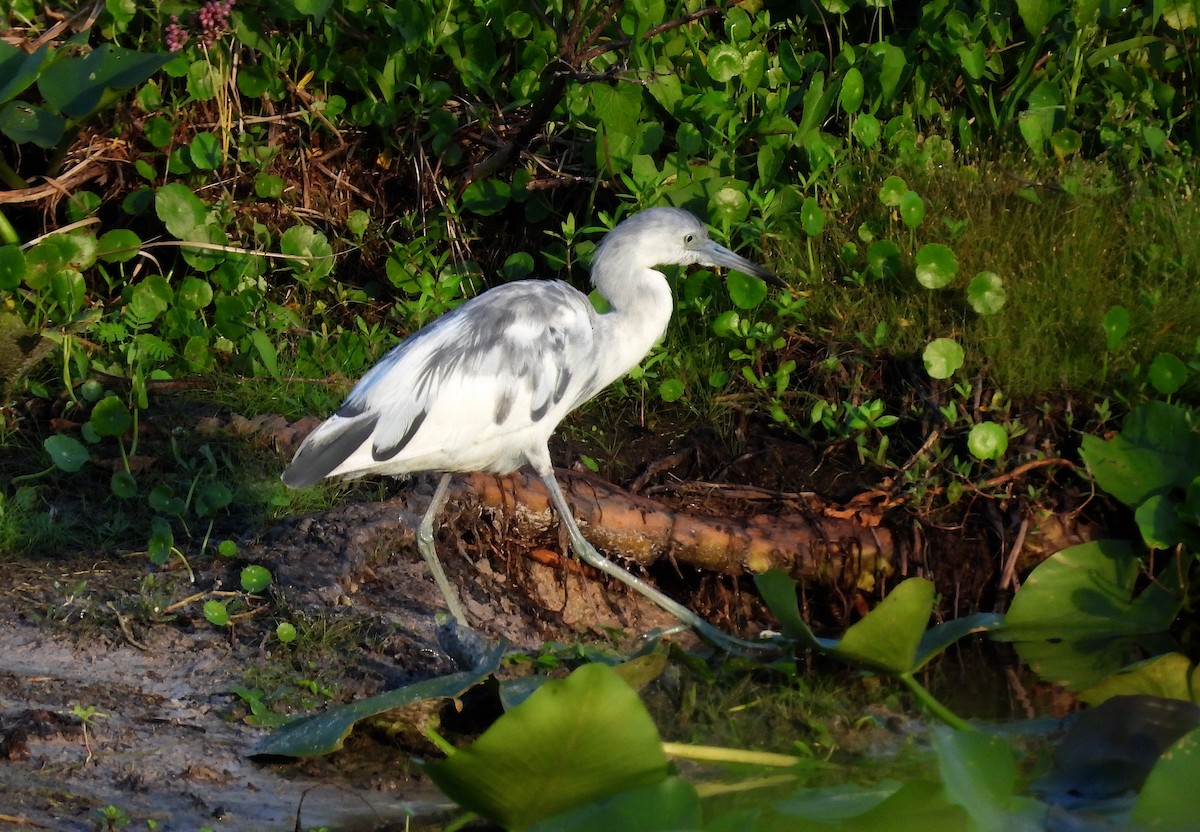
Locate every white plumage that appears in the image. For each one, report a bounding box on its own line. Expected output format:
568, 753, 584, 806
283, 207, 780, 651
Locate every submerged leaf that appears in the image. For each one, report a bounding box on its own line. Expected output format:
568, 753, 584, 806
425, 663, 667, 830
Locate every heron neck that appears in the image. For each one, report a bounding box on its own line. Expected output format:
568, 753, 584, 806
592, 265, 675, 381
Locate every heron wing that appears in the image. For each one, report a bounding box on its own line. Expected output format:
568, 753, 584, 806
360, 280, 598, 466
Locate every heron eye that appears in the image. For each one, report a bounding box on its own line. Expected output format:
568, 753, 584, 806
683, 233, 695, 244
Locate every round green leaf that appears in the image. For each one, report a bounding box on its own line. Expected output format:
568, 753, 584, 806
866, 240, 902, 280
1149, 353, 1188, 396
128, 275, 172, 324
712, 310, 740, 338
89, 396, 132, 437
97, 229, 141, 263
254, 174, 284, 199
659, 378, 684, 403
155, 182, 209, 238
276, 622, 298, 643
839, 67, 864, 113
195, 479, 233, 516
710, 186, 749, 225
967, 271, 1007, 314
44, 434, 88, 472
503, 251, 534, 280
189, 132, 223, 171
915, 243, 958, 289
967, 422, 1008, 460
218, 539, 238, 558
111, 470, 137, 499
176, 276, 214, 311
236, 65, 271, 98
800, 196, 825, 237
281, 225, 334, 286
851, 112, 881, 147
203, 600, 229, 626
1103, 306, 1130, 351
148, 516, 174, 565
923, 338, 964, 380
899, 190, 926, 229
879, 175, 908, 207
0, 245, 27, 291
346, 210, 370, 239
241, 565, 272, 593
726, 271, 767, 310
461, 179, 511, 216
707, 43, 743, 82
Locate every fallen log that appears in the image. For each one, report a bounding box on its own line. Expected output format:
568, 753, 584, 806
456, 468, 898, 592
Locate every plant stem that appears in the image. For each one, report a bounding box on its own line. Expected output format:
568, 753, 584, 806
661, 742, 800, 767
898, 673, 976, 731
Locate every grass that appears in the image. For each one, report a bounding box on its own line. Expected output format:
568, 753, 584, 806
797, 156, 1200, 401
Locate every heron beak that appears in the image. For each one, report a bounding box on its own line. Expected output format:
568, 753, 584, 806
702, 241, 787, 289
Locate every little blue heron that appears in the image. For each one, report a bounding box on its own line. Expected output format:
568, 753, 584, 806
282, 207, 782, 651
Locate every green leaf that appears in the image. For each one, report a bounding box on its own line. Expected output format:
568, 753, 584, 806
44, 434, 88, 472
1016, 0, 1063, 34
1131, 726, 1200, 830
1018, 79, 1063, 152
833, 578, 934, 674
189, 131, 223, 170
878, 175, 907, 207
0, 41, 51, 104
1080, 652, 1200, 705
110, 469, 137, 499
203, 600, 229, 626
248, 329, 280, 379
851, 112, 881, 147
0, 245, 26, 291
800, 196, 825, 237
1102, 305, 1130, 350
196, 479, 233, 516
0, 101, 66, 148
148, 515, 173, 565
1148, 352, 1188, 395
276, 622, 297, 643
999, 539, 1181, 639
176, 276, 213, 311
280, 226, 333, 287
530, 776, 700, 832
1079, 402, 1200, 508
89, 396, 132, 437
899, 190, 925, 229
866, 240, 901, 280
128, 275, 172, 324
38, 45, 171, 118
710, 186, 750, 226
707, 43, 743, 82
726, 270, 768, 310
426, 664, 668, 830
240, 565, 272, 593
97, 229, 141, 263
923, 338, 964, 379
658, 378, 684, 403
155, 183, 209, 238
461, 179, 511, 216
839, 67, 864, 113
933, 727, 1033, 832
967, 422, 1008, 460
967, 271, 1007, 314
254, 643, 504, 757
143, 115, 173, 148
914, 243, 956, 289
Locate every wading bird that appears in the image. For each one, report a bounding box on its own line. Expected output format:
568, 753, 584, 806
282, 207, 782, 651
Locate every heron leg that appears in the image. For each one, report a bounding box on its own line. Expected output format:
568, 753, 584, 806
531, 459, 772, 654
415, 472, 467, 625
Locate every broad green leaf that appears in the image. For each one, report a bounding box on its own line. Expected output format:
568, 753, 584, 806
530, 776, 700, 832
839, 67, 864, 113
148, 515, 173, 564
1016, 0, 1063, 34
189, 131, 223, 170
110, 470, 137, 499
155, 182, 209, 238
658, 378, 684, 402
89, 396, 131, 437
44, 434, 88, 472
914, 613, 1005, 669
128, 275, 172, 324
0, 41, 51, 104
1080, 653, 1200, 705
851, 112, 881, 147
0, 101, 66, 148
38, 45, 171, 118
1000, 539, 1180, 638
1079, 402, 1200, 508
97, 229, 141, 263
203, 600, 229, 626
968, 422, 1008, 460
800, 196, 825, 237
1018, 79, 1062, 152
255, 643, 504, 757
878, 175, 908, 207
933, 727, 1036, 832
1131, 727, 1200, 830
425, 663, 668, 830
710, 186, 749, 226
461, 179, 511, 216
899, 190, 925, 230
0, 245, 25, 291
866, 240, 901, 280
834, 578, 933, 674
726, 270, 768, 310
280, 225, 333, 286
240, 565, 272, 593
967, 271, 1006, 314
707, 43, 743, 82
915, 243, 956, 289
923, 338, 964, 379
1148, 352, 1188, 395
